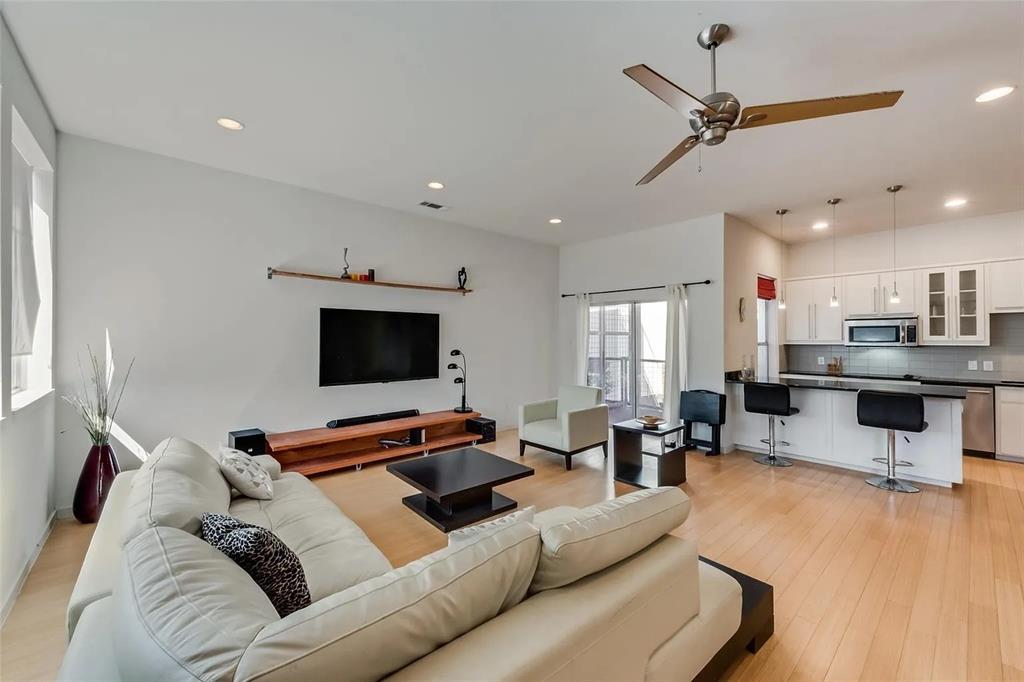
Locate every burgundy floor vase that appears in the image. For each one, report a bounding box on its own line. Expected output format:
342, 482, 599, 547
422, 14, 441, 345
73, 444, 121, 524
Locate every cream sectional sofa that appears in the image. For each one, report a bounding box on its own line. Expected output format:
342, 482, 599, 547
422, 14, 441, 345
58, 437, 744, 681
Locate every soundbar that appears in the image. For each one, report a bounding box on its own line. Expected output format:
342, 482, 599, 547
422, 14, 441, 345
327, 409, 421, 429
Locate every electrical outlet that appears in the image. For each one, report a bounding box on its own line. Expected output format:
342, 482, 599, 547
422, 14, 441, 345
983, 361, 994, 371
817, 356, 826, 366
968, 360, 978, 371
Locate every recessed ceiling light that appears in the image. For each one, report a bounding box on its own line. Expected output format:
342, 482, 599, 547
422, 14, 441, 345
427, 181, 445, 190
812, 221, 829, 230
216, 117, 244, 131
975, 86, 1015, 103
944, 197, 967, 208
548, 217, 563, 225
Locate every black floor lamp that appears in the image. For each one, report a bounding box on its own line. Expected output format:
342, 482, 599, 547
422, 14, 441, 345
448, 349, 473, 413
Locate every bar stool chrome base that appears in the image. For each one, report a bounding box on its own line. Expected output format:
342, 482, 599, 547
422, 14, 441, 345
865, 475, 919, 494
754, 453, 793, 467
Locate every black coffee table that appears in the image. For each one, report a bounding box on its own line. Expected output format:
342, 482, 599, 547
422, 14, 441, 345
386, 447, 535, 532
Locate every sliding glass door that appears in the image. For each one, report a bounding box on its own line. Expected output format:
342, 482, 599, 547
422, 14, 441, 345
587, 301, 667, 424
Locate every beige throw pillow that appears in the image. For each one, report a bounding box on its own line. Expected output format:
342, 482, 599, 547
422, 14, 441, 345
219, 446, 273, 500
530, 486, 691, 593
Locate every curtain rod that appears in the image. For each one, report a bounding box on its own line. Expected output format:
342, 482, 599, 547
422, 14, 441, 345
560, 279, 712, 298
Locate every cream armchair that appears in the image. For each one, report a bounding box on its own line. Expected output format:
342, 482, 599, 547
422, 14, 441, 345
519, 386, 609, 470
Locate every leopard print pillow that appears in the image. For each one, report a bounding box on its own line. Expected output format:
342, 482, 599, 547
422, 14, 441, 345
200, 513, 311, 617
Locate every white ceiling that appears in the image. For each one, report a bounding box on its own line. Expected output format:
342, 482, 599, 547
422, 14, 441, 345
3, 1, 1022, 245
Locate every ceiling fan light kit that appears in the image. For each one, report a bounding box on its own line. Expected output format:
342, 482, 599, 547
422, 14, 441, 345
624, 24, 904, 185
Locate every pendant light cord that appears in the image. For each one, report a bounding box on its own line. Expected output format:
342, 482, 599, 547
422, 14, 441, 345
831, 200, 838, 296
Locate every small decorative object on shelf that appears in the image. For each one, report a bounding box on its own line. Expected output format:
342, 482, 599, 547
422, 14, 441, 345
340, 247, 351, 279
457, 267, 468, 290
367, 268, 375, 282
448, 349, 473, 413
64, 331, 134, 524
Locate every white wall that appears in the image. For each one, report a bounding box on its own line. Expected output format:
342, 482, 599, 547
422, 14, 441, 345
723, 214, 783, 373
54, 135, 559, 509
0, 16, 58, 620
786, 210, 1024, 279
557, 214, 726, 393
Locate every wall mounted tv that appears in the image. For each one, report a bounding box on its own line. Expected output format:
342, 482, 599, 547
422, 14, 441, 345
319, 308, 440, 386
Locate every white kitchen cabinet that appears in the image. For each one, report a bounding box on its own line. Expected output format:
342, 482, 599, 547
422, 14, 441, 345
842, 273, 880, 317
996, 387, 1024, 457
988, 259, 1024, 313
842, 271, 916, 317
919, 266, 987, 345
784, 277, 842, 343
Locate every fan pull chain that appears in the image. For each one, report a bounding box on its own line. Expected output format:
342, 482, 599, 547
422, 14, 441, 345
697, 144, 703, 174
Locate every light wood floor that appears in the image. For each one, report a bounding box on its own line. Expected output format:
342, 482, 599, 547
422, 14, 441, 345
4, 429, 1024, 681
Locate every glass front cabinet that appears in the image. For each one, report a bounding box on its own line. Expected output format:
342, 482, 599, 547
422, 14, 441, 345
920, 265, 987, 344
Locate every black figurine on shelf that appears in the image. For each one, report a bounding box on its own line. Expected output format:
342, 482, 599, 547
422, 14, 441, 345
448, 349, 472, 413
457, 267, 468, 290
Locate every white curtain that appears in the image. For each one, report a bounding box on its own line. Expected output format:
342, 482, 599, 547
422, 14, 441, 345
662, 284, 689, 422
574, 293, 591, 385
11, 148, 39, 356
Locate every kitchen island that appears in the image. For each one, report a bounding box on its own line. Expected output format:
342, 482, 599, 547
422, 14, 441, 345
726, 376, 967, 487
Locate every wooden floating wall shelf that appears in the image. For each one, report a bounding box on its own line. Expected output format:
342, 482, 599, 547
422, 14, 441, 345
267, 267, 472, 295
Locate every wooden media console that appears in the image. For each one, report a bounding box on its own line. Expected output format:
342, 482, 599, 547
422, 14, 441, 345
266, 410, 482, 476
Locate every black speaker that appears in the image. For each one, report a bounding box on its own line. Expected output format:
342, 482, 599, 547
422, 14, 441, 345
327, 409, 420, 429
228, 428, 266, 456
466, 417, 496, 443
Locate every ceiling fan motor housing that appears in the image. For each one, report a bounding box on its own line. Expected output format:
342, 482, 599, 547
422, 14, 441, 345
689, 91, 740, 145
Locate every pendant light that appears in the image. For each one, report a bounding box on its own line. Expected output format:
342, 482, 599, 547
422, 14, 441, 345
827, 198, 841, 307
887, 185, 903, 304
776, 209, 788, 310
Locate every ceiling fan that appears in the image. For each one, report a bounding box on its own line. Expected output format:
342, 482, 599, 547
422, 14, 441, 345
624, 24, 903, 185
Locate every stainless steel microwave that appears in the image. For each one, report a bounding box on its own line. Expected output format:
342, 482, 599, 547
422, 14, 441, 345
844, 317, 918, 347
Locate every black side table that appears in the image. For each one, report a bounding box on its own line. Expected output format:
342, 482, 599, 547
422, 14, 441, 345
612, 419, 687, 489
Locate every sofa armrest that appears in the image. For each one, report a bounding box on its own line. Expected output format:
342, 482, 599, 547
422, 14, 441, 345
251, 454, 282, 480
519, 399, 557, 430
66, 470, 138, 639
562, 404, 609, 451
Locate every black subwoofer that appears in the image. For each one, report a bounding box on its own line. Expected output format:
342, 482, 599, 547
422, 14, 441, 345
228, 428, 266, 456
466, 417, 496, 443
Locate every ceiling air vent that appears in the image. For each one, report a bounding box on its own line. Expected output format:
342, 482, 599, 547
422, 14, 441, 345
418, 200, 449, 211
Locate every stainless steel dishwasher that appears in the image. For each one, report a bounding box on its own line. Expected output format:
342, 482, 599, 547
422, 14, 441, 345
961, 386, 995, 457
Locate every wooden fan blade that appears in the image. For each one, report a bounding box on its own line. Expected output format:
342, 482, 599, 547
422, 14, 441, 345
736, 90, 903, 129
637, 136, 700, 185
624, 64, 713, 117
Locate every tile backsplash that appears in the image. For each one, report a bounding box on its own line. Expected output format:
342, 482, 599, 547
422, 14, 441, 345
785, 313, 1024, 380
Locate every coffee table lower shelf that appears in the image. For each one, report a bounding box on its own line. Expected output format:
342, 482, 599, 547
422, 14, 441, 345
401, 491, 518, 533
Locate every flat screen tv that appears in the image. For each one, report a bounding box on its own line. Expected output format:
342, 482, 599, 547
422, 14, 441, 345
319, 308, 439, 386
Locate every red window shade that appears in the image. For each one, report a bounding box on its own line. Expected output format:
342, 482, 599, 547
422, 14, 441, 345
757, 276, 777, 300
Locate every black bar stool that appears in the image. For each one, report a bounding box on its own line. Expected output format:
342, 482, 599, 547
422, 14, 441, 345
857, 390, 926, 493
743, 382, 799, 467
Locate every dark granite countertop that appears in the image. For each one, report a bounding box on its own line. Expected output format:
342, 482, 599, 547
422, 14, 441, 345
726, 376, 968, 399
778, 369, 1024, 388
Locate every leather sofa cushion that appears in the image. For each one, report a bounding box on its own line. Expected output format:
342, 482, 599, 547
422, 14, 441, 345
113, 526, 279, 682
121, 437, 231, 544
229, 472, 392, 601
530, 486, 691, 593
234, 516, 541, 682
387, 535, 702, 682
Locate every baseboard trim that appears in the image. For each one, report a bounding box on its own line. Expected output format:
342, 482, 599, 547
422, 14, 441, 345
0, 510, 56, 627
